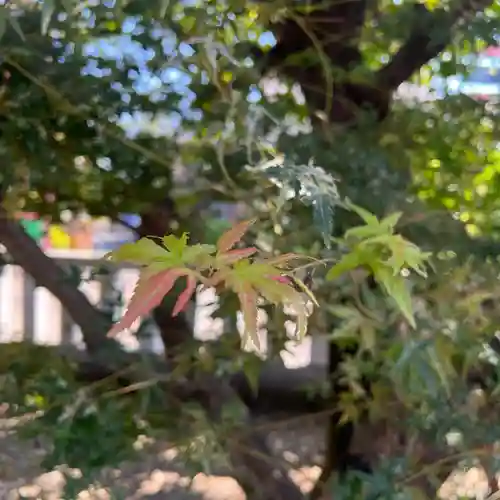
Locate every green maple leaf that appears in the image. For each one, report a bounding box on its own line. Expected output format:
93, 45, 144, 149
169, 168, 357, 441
105, 238, 172, 266
374, 265, 416, 328
326, 251, 363, 281
182, 244, 217, 267
106, 234, 216, 270
162, 232, 189, 254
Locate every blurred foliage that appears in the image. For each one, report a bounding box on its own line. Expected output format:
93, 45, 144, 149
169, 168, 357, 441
0, 0, 500, 498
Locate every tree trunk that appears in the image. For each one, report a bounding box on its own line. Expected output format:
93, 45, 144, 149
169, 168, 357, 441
0, 207, 113, 356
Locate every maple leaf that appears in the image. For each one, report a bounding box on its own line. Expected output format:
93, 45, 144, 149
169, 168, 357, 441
105, 233, 216, 271
216, 219, 256, 253
224, 259, 317, 346
238, 285, 260, 349
162, 233, 189, 253
207, 220, 259, 270
257, 276, 311, 339
106, 221, 317, 348
108, 268, 194, 336
172, 275, 197, 317
105, 238, 173, 266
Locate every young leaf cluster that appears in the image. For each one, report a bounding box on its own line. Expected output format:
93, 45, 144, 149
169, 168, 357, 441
327, 201, 431, 327
105, 220, 316, 348
263, 158, 341, 248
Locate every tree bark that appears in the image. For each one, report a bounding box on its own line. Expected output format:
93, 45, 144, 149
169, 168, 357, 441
0, 207, 113, 356
264, 0, 493, 123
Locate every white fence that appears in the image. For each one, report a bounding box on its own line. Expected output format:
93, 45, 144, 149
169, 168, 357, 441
0, 249, 328, 368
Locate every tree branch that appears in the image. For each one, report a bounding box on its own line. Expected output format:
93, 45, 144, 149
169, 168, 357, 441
376, 0, 493, 91
0, 207, 114, 356
263, 0, 372, 120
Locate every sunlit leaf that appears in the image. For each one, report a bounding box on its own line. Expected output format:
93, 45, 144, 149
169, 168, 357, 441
326, 252, 362, 281
238, 286, 260, 349
105, 238, 172, 266
182, 244, 217, 265
163, 232, 189, 255
374, 266, 416, 328
108, 269, 189, 336
172, 275, 197, 317
216, 219, 256, 253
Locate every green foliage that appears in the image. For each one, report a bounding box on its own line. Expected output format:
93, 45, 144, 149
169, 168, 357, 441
264, 158, 341, 247
0, 344, 142, 478
327, 201, 430, 327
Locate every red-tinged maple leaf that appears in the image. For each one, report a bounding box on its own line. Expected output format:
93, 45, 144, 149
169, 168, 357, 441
216, 219, 256, 253
172, 275, 197, 317
270, 275, 291, 284
108, 268, 192, 337
238, 285, 260, 349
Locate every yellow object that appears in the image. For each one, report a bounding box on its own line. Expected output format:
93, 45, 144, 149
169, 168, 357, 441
48, 224, 71, 249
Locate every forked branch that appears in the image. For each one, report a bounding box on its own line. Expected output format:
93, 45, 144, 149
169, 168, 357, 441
376, 0, 494, 91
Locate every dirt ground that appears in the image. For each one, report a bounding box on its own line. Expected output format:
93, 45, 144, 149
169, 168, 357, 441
0, 416, 495, 500
0, 413, 322, 500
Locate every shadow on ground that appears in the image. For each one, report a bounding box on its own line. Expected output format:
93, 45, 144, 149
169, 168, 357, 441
0, 415, 497, 499
0, 430, 246, 499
